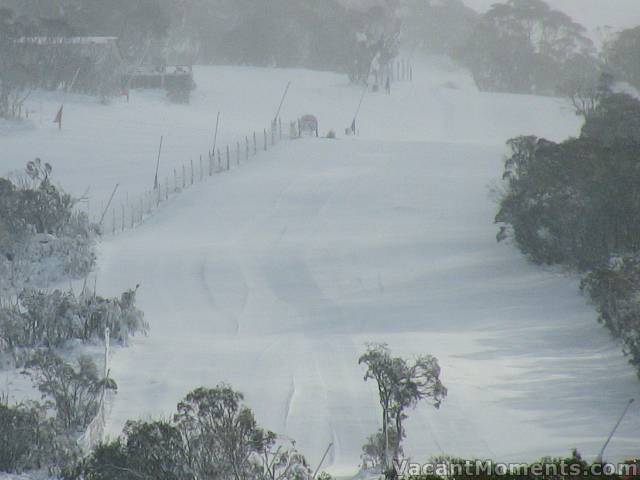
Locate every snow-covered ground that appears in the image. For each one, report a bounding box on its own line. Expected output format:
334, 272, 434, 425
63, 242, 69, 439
1, 56, 579, 218
2, 57, 639, 472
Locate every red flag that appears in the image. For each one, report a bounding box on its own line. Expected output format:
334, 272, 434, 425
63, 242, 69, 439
53, 105, 63, 129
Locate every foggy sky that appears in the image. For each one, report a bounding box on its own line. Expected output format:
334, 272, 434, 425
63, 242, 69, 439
466, 0, 640, 34
339, 0, 640, 36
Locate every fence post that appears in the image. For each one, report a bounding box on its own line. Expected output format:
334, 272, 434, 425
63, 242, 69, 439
112, 209, 116, 235
139, 198, 143, 223
130, 204, 134, 229
271, 126, 275, 145
217, 148, 222, 171
190, 158, 194, 185
209, 152, 213, 176
174, 168, 178, 192
279, 118, 282, 140
182, 164, 186, 188
246, 136, 249, 161
264, 129, 267, 151
165, 177, 169, 200
104, 327, 110, 377
253, 132, 257, 155
199, 155, 203, 181
226, 145, 230, 170
236, 142, 240, 166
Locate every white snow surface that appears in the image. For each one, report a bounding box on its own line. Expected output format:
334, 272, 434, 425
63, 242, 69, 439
1, 57, 639, 472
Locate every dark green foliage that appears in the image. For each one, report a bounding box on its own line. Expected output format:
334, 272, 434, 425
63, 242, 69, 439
81, 384, 307, 480
0, 401, 52, 473
496, 92, 640, 377
81, 421, 188, 480
581, 257, 640, 374
604, 26, 640, 92
497, 94, 640, 268
454, 0, 597, 95
0, 398, 81, 476
0, 7, 33, 118
174, 385, 273, 480
0, 286, 147, 356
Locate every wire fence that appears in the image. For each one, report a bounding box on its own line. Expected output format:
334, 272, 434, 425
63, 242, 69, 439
96, 118, 294, 238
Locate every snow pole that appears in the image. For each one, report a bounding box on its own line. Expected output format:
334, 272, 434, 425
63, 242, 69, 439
597, 398, 634, 462
312, 443, 333, 480
153, 135, 164, 190
211, 112, 220, 158
99, 183, 119, 225
273, 81, 292, 126
350, 81, 368, 135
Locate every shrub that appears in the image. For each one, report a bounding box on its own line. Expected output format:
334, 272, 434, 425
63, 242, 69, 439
0, 401, 52, 473
0, 160, 98, 294
24, 351, 117, 432
82, 384, 310, 480
80, 421, 187, 480
0, 286, 147, 360
581, 256, 640, 375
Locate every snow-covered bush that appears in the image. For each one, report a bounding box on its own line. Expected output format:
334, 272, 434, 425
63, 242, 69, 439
0, 160, 99, 295
24, 351, 117, 433
0, 351, 119, 476
0, 286, 147, 362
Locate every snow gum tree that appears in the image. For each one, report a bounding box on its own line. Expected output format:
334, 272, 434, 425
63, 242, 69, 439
174, 384, 274, 480
359, 343, 447, 475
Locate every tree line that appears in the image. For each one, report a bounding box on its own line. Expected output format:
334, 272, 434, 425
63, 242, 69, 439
496, 85, 640, 377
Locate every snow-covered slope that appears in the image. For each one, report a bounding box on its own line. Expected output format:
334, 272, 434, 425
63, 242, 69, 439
97, 137, 639, 471
1, 57, 577, 219
2, 58, 638, 471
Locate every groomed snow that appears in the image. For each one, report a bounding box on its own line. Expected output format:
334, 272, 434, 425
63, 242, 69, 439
2, 57, 639, 472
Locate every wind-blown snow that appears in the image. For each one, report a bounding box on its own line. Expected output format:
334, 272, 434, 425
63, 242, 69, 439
1, 57, 638, 471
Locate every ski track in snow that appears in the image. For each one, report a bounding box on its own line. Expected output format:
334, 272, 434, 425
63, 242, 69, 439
99, 138, 639, 471
3, 57, 640, 474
